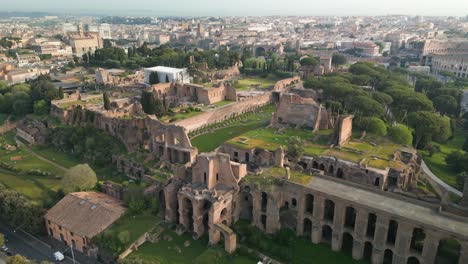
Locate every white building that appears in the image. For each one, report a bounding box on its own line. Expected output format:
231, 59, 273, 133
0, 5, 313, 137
144, 66, 190, 85
99, 24, 112, 39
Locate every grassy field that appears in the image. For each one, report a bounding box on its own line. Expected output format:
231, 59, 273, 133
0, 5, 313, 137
102, 212, 159, 250
421, 130, 466, 190
131, 224, 252, 264
191, 106, 274, 152
160, 108, 204, 123
233, 76, 278, 91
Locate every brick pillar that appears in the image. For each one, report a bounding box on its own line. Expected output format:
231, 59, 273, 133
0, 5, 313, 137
372, 216, 389, 264
393, 223, 413, 264
296, 191, 306, 236
352, 210, 368, 260
421, 231, 440, 264
312, 196, 325, 244
251, 191, 262, 229
331, 203, 345, 252
265, 196, 280, 234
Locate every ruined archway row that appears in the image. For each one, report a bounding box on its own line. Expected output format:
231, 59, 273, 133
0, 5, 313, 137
240, 184, 468, 264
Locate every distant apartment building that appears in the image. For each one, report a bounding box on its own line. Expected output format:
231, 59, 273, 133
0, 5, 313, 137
353, 42, 380, 57
32, 41, 72, 57
5, 68, 49, 84
99, 23, 112, 39
156, 34, 171, 45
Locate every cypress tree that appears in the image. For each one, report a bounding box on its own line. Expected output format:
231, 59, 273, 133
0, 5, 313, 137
103, 92, 111, 110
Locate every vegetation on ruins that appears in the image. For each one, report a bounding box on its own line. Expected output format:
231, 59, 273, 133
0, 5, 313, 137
148, 71, 160, 85
387, 124, 413, 146
47, 125, 125, 167
287, 136, 305, 161
331, 53, 347, 67
61, 164, 97, 193
140, 91, 167, 117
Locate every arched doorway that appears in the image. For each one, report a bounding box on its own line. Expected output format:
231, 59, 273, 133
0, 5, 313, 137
240, 192, 253, 221
363, 241, 373, 261
337, 168, 344, 179
344, 207, 356, 230
407, 256, 420, 264
366, 213, 377, 239
183, 197, 194, 232
261, 192, 268, 212
312, 161, 319, 169
329, 165, 334, 175
383, 249, 393, 264
342, 232, 354, 255
322, 225, 333, 244
410, 228, 425, 254
324, 199, 335, 222
319, 163, 326, 171
387, 220, 398, 245
303, 218, 312, 238
435, 238, 461, 264
305, 194, 314, 214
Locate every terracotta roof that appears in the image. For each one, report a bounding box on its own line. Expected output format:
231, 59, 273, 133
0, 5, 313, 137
45, 192, 126, 238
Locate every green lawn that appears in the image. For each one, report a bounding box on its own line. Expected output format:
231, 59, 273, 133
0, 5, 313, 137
191, 106, 274, 152
131, 224, 252, 264
421, 130, 466, 190
32, 147, 81, 168
0, 168, 58, 201
104, 213, 159, 249
233, 76, 278, 91
160, 108, 203, 123
212, 100, 235, 107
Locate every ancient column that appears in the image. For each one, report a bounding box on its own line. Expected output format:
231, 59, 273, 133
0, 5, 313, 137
372, 215, 389, 264
393, 222, 413, 264
352, 210, 368, 260
296, 191, 306, 236
331, 202, 345, 252
421, 231, 440, 264
312, 196, 325, 244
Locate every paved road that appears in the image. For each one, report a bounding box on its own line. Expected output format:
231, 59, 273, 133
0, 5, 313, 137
421, 160, 462, 197
0, 221, 75, 264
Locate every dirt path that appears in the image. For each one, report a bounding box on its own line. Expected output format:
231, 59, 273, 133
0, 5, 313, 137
15, 139, 69, 172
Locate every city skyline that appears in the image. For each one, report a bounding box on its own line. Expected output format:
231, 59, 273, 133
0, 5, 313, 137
2, 0, 468, 17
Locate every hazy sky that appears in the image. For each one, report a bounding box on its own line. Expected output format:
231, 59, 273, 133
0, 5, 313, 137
2, 0, 468, 16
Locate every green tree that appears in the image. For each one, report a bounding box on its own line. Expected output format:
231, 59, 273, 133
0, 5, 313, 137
388, 124, 413, 145
287, 136, 305, 161
361, 117, 387, 136
408, 111, 452, 148
118, 230, 130, 245
331, 53, 347, 67
6, 255, 30, 264
61, 164, 97, 193
165, 74, 170, 83
433, 95, 458, 116
299, 57, 319, 67
33, 100, 48, 115
0, 233, 4, 247
149, 71, 159, 85
103, 92, 111, 110
58, 87, 64, 99
348, 96, 385, 118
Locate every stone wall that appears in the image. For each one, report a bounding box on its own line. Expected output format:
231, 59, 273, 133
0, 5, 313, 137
174, 92, 272, 132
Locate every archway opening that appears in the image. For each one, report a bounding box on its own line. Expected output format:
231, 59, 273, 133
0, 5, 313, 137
342, 232, 354, 255
363, 241, 373, 261
344, 207, 356, 230
261, 214, 267, 230
383, 249, 393, 264
324, 199, 335, 222
240, 192, 253, 221
261, 192, 268, 212
329, 165, 334, 175
158, 190, 166, 218
303, 218, 312, 238
410, 228, 425, 253
312, 161, 318, 169
337, 168, 344, 179
387, 220, 398, 245
183, 197, 194, 232
321, 225, 333, 244
305, 194, 314, 214
407, 257, 420, 264
366, 213, 377, 239
319, 163, 326, 171
435, 238, 461, 264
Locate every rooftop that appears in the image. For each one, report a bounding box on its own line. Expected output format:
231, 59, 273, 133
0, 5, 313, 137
45, 192, 126, 238
145, 66, 186, 74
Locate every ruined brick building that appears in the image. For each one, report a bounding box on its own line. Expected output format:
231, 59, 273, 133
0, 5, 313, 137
46, 76, 468, 264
